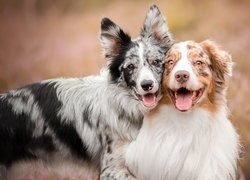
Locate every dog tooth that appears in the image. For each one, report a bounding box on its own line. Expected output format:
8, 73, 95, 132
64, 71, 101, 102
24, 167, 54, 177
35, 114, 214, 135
193, 91, 197, 98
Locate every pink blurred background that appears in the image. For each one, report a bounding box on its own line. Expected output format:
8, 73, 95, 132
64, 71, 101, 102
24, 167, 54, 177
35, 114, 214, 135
0, 0, 250, 178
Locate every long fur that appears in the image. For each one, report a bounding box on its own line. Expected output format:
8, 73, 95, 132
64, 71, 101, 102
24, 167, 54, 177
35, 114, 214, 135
126, 40, 240, 180
0, 5, 173, 180
0, 75, 143, 178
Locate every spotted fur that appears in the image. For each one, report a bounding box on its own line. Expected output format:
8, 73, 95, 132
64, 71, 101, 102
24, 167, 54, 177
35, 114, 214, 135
0, 4, 172, 180
99, 5, 173, 179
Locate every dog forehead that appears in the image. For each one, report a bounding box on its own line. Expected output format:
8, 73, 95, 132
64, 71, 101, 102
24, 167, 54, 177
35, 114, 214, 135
171, 42, 189, 62
125, 41, 163, 63
143, 40, 164, 57
169, 41, 207, 61
167, 42, 193, 72
125, 44, 139, 56
186, 42, 210, 64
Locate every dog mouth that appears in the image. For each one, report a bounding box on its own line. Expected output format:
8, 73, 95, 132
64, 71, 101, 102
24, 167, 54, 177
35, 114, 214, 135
168, 87, 204, 112
142, 93, 158, 108
134, 90, 159, 109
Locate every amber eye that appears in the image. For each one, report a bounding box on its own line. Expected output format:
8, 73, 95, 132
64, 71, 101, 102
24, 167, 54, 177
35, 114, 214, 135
127, 64, 135, 70
195, 60, 203, 66
167, 60, 174, 66
152, 59, 161, 67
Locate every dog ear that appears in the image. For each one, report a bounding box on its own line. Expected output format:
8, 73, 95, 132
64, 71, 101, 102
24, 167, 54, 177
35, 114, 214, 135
201, 40, 233, 88
141, 4, 173, 51
100, 17, 131, 61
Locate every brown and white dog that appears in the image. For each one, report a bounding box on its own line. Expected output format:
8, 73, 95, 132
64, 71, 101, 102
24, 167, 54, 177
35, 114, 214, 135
126, 40, 240, 180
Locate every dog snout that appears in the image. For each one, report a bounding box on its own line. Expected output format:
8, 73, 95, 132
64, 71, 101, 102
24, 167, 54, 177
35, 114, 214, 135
175, 70, 190, 83
141, 80, 154, 91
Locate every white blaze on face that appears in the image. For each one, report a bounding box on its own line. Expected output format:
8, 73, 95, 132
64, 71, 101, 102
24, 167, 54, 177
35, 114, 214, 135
167, 41, 206, 112
137, 42, 158, 94
136, 42, 159, 108
169, 42, 201, 90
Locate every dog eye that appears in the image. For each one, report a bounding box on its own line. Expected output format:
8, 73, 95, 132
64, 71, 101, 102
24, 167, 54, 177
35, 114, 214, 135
127, 64, 135, 70
152, 59, 161, 66
167, 60, 174, 66
195, 60, 203, 66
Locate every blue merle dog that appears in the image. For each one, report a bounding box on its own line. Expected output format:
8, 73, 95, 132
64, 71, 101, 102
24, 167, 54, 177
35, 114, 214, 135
0, 5, 172, 179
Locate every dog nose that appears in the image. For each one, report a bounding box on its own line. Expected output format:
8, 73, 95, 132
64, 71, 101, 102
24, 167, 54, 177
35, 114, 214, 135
141, 80, 154, 91
175, 70, 190, 83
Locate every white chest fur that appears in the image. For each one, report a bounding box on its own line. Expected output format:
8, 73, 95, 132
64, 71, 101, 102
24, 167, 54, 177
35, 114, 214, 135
125, 105, 239, 180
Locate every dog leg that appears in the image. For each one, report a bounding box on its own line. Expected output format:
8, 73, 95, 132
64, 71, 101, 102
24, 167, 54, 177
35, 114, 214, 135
100, 140, 136, 180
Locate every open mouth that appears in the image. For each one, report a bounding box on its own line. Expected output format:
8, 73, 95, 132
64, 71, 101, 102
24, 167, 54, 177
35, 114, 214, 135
168, 87, 204, 112
134, 90, 159, 109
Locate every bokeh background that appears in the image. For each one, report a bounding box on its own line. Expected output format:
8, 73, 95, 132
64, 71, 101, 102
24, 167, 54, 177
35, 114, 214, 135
0, 0, 250, 178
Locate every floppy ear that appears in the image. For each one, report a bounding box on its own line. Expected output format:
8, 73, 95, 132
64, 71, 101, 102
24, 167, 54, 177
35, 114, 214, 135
201, 40, 233, 88
141, 4, 173, 51
100, 17, 131, 61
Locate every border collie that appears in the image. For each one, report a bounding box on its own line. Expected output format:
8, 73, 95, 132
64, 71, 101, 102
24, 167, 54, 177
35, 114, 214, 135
126, 40, 240, 180
0, 5, 172, 180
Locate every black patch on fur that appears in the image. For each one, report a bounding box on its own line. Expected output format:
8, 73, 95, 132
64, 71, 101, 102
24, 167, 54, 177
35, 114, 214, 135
29, 135, 55, 152
101, 18, 116, 31
101, 18, 132, 83
123, 66, 136, 87
83, 104, 92, 128
106, 135, 113, 154
0, 96, 55, 167
108, 43, 132, 84
28, 82, 91, 161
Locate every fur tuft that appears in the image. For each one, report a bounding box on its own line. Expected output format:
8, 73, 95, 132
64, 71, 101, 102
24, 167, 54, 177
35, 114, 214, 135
201, 40, 233, 86
100, 17, 132, 83
141, 4, 173, 51
100, 17, 131, 62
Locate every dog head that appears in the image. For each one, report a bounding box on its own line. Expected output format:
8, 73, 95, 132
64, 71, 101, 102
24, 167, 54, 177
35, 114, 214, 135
163, 40, 232, 112
100, 5, 173, 109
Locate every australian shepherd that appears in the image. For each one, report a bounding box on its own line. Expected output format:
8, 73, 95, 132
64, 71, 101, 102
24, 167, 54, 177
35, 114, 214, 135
126, 40, 240, 180
0, 5, 172, 180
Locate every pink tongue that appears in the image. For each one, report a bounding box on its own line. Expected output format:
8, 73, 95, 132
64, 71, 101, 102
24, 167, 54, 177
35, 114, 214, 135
142, 94, 156, 108
175, 93, 193, 111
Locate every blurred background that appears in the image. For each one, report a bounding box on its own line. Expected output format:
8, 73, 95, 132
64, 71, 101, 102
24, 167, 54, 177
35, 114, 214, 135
0, 0, 249, 178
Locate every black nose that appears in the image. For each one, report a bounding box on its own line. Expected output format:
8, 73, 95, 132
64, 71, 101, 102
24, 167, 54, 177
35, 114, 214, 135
175, 70, 190, 83
141, 80, 154, 91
